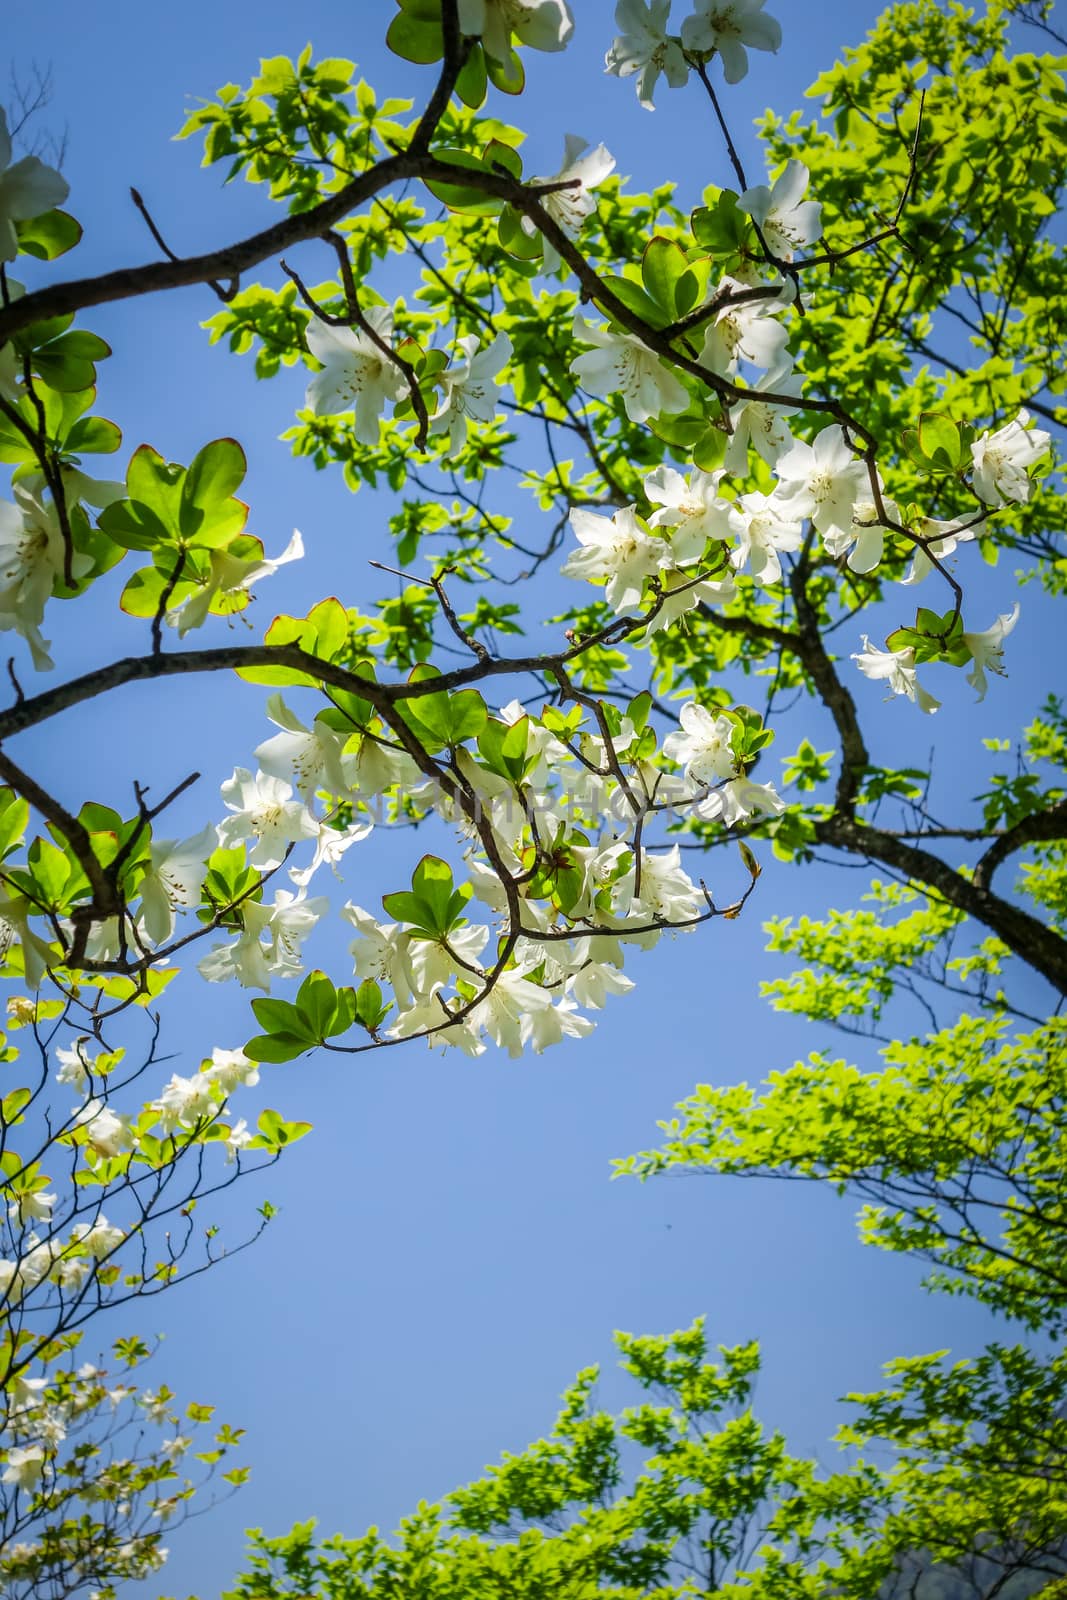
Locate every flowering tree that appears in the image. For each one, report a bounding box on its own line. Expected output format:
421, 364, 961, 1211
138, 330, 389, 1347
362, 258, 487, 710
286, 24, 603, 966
0, 0, 1065, 1592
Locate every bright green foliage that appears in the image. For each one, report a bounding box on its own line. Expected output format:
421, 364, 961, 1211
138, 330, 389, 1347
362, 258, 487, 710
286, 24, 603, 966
225, 1322, 894, 1600
624, 1009, 1067, 1329
224, 1318, 1067, 1600
1, 0, 1067, 1594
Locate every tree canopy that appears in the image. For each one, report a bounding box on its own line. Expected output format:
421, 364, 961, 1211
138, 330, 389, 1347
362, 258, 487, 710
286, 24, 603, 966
0, 0, 1064, 1594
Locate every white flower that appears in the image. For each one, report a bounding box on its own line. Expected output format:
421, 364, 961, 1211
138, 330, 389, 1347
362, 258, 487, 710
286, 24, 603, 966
561, 505, 666, 611
53, 1255, 90, 1291
821, 496, 899, 576
56, 1040, 95, 1092
411, 922, 491, 996
723, 360, 801, 474
223, 1118, 254, 1163
457, 0, 574, 71
680, 0, 781, 82
389, 993, 485, 1056
970, 411, 1050, 506
699, 277, 789, 377
643, 569, 737, 635
901, 514, 985, 586
663, 702, 740, 787
0, 485, 92, 669
140, 1390, 173, 1425
217, 767, 318, 871
74, 1099, 135, 1158
346, 734, 419, 799
773, 426, 870, 544
644, 465, 738, 562
430, 333, 512, 453
566, 959, 634, 1009
8, 1372, 46, 1413
731, 491, 803, 585
343, 903, 418, 1009
696, 774, 786, 826
35, 1409, 67, 1448
851, 636, 940, 715
304, 308, 406, 446
1, 1444, 47, 1490
0, 108, 70, 262
738, 160, 821, 261
7, 1189, 55, 1226
17, 1238, 56, 1292
524, 994, 595, 1051
80, 1217, 124, 1260
288, 817, 373, 889
160, 1435, 191, 1462
628, 845, 702, 927
138, 825, 216, 946
605, 0, 689, 109
963, 604, 1019, 701
167, 528, 303, 636
55, 464, 125, 511
149, 1072, 222, 1134
206, 1046, 260, 1095
524, 137, 615, 273
197, 890, 327, 991
254, 694, 352, 800
470, 966, 553, 1058
0, 896, 56, 989
571, 315, 689, 424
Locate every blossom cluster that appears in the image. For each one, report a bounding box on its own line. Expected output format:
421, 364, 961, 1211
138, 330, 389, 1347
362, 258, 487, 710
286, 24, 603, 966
0, 1347, 230, 1589
341, 694, 780, 1058
606, 0, 783, 106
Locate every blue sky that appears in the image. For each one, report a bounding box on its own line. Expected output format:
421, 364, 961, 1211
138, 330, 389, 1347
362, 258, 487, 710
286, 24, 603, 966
2, 2, 1057, 1595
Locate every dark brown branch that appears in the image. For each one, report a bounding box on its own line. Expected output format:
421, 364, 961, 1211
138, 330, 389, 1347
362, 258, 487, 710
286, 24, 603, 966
0, 749, 120, 966
408, 0, 470, 156
130, 188, 237, 303
818, 813, 1067, 997
974, 796, 1067, 891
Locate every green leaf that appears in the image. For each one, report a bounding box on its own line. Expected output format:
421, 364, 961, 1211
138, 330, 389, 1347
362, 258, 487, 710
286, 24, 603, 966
423, 150, 502, 216
0, 789, 29, 859
295, 969, 339, 1038
1, 1087, 31, 1124
483, 138, 522, 180
250, 996, 314, 1039
455, 42, 488, 107
691, 190, 749, 257
256, 1108, 312, 1145
627, 691, 653, 733
239, 598, 353, 686
120, 564, 190, 619
386, 11, 443, 64
594, 275, 669, 329
65, 416, 122, 456
485, 47, 524, 95
406, 688, 488, 747
354, 979, 391, 1031
477, 716, 530, 782
916, 411, 962, 471
692, 424, 728, 471
15, 209, 83, 261
181, 438, 247, 534
498, 202, 543, 262
383, 854, 471, 936
244, 1033, 311, 1064
642, 236, 690, 318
